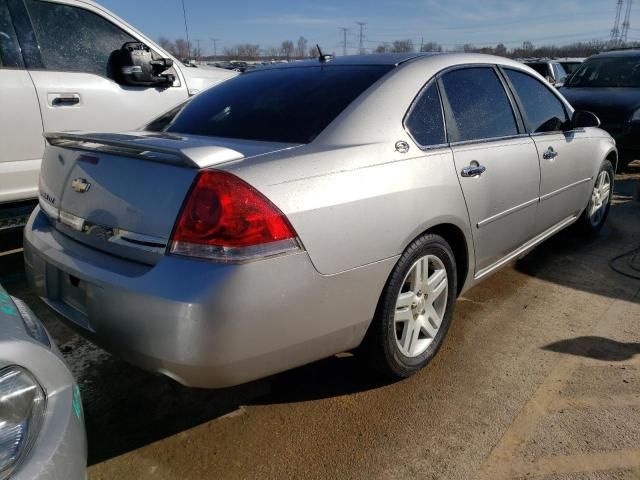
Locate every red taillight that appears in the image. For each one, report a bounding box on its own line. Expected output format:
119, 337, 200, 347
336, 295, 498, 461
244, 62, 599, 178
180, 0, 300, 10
170, 170, 300, 261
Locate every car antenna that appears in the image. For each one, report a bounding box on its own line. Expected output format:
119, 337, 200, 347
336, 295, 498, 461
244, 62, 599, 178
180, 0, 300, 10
317, 44, 334, 63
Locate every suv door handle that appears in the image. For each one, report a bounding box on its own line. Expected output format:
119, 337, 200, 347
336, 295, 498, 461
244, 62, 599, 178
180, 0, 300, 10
461, 162, 486, 178
49, 94, 81, 107
543, 147, 558, 160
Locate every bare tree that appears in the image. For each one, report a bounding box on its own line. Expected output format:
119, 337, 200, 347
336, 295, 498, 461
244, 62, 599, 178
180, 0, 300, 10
296, 36, 308, 59
308, 45, 320, 58
391, 39, 414, 53
420, 41, 442, 52
281, 40, 295, 60
174, 38, 190, 60
158, 36, 176, 55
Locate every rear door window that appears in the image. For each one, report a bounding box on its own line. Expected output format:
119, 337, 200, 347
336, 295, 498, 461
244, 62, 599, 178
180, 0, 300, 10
165, 65, 393, 144
504, 68, 569, 133
24, 0, 135, 77
440, 67, 518, 142
405, 81, 446, 147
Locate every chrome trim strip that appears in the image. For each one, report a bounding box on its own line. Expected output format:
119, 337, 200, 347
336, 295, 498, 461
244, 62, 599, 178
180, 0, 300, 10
450, 133, 531, 148
474, 213, 579, 281
477, 197, 538, 229
53, 208, 168, 255
540, 177, 593, 202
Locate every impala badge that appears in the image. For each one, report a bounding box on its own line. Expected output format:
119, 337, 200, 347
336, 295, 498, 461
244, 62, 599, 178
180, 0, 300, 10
71, 178, 91, 193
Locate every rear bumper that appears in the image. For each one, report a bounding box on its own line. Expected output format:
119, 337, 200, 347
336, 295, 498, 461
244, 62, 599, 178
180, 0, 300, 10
24, 207, 395, 388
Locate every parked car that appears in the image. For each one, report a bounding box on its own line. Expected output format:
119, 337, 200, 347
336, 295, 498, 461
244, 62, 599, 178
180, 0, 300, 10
560, 49, 640, 171
0, 284, 86, 479
524, 59, 569, 87
0, 0, 237, 222
557, 57, 585, 77
25, 53, 616, 388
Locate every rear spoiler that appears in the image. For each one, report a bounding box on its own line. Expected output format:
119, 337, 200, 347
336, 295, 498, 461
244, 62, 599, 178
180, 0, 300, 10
44, 132, 199, 168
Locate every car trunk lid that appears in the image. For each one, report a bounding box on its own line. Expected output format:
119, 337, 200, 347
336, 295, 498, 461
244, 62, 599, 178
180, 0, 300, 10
39, 131, 301, 264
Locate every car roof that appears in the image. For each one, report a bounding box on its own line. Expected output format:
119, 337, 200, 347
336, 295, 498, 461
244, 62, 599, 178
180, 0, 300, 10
591, 49, 640, 59
254, 52, 441, 70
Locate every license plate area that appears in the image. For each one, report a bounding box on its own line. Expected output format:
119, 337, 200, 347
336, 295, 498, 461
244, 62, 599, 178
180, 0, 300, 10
60, 273, 87, 316
45, 265, 91, 330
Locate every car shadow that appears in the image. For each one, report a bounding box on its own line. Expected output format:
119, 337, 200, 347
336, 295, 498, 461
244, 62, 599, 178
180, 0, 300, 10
542, 336, 640, 362
77, 347, 388, 465
515, 167, 640, 304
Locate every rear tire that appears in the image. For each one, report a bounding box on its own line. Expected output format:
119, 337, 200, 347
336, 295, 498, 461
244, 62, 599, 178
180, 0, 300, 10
366, 234, 457, 379
577, 159, 614, 235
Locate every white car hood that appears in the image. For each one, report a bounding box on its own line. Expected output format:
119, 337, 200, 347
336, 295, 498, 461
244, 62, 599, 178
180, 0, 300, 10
181, 65, 238, 95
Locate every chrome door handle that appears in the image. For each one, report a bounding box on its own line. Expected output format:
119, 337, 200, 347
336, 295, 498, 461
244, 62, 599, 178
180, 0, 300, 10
461, 163, 486, 178
543, 147, 558, 160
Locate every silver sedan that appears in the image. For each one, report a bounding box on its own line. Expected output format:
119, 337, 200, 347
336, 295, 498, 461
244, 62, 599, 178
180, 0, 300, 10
0, 284, 86, 479
25, 53, 616, 388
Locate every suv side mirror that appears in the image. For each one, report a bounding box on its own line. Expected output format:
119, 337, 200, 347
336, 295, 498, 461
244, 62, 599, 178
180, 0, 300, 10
572, 110, 601, 129
110, 42, 175, 88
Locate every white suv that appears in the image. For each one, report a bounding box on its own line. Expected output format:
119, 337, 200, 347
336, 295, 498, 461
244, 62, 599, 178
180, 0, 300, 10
0, 0, 236, 220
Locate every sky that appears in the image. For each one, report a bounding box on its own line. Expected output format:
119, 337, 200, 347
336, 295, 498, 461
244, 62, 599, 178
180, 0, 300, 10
99, 0, 640, 55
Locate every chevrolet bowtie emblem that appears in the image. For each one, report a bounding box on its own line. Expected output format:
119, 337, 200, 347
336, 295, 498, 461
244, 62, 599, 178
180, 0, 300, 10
71, 178, 91, 193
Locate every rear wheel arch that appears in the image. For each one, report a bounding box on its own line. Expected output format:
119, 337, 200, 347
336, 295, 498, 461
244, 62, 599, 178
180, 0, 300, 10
399, 223, 470, 297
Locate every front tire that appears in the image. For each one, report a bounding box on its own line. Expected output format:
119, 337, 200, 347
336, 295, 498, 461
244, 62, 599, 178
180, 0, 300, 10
366, 234, 457, 379
577, 159, 614, 235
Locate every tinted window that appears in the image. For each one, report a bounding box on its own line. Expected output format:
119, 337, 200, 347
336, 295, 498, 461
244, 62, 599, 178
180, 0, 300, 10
165, 65, 393, 144
405, 82, 446, 147
441, 67, 518, 142
0, 0, 23, 68
25, 0, 135, 76
505, 69, 569, 133
566, 56, 640, 88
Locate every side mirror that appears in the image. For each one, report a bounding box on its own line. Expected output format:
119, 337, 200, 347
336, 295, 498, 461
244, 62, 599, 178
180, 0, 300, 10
572, 110, 601, 129
110, 42, 175, 88
545, 75, 556, 86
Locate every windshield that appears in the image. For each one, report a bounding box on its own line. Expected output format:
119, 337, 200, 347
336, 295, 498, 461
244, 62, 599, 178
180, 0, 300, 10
560, 62, 582, 75
566, 56, 640, 88
162, 65, 393, 144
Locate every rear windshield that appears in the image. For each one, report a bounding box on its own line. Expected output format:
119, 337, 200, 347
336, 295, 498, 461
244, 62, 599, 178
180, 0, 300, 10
566, 56, 640, 88
162, 65, 393, 144
526, 63, 550, 77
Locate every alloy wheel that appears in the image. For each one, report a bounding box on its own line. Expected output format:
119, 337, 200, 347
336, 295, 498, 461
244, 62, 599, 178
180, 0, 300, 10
589, 170, 611, 227
394, 255, 448, 358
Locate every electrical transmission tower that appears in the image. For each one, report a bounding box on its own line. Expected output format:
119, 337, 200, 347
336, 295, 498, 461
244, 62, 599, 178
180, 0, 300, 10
339, 27, 348, 56
621, 0, 633, 43
610, 0, 624, 45
356, 22, 367, 54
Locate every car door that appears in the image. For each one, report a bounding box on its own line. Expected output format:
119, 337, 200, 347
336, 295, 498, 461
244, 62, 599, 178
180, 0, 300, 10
439, 66, 541, 276
0, 0, 43, 203
502, 67, 594, 233
10, 0, 188, 136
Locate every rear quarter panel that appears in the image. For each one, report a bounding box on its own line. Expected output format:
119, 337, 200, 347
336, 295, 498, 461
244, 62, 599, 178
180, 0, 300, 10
227, 143, 472, 277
